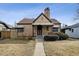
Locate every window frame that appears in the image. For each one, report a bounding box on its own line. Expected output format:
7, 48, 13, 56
17, 28, 24, 32
72, 29, 74, 32
52, 27, 59, 32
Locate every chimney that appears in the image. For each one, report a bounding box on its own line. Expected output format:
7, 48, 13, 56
44, 7, 50, 19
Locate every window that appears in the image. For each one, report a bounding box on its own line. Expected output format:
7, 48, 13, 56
69, 28, 71, 31
17, 28, 24, 32
52, 27, 58, 32
72, 29, 74, 32
69, 28, 74, 32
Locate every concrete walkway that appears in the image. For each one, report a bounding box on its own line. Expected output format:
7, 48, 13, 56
34, 36, 46, 56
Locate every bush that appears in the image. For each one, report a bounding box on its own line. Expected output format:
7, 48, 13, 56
47, 32, 69, 40
28, 36, 35, 40
56, 32, 69, 40
44, 35, 59, 41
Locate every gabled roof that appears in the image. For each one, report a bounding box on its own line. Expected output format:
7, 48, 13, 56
51, 19, 61, 24
62, 23, 79, 30
68, 23, 79, 28
17, 18, 34, 25
33, 13, 52, 23
17, 18, 33, 24
0, 21, 11, 29
17, 14, 60, 25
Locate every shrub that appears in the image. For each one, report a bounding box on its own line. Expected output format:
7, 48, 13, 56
28, 36, 35, 40
47, 32, 69, 40
48, 32, 57, 35
56, 32, 69, 40
44, 35, 59, 41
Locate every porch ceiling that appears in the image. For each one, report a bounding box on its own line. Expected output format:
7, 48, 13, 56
32, 23, 53, 25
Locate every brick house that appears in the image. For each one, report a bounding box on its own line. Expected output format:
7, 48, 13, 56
15, 7, 61, 37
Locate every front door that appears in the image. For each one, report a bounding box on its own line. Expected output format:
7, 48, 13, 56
37, 25, 42, 35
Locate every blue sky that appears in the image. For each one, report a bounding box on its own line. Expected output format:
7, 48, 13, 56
0, 3, 78, 26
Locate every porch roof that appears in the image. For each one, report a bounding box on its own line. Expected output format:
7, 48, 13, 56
32, 23, 53, 25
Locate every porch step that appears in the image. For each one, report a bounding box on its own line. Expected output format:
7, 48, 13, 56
36, 35, 44, 42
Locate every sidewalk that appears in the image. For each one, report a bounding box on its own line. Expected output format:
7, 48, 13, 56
34, 36, 46, 56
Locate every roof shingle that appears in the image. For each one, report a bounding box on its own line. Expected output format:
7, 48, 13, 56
18, 18, 34, 24
17, 18, 60, 24
51, 19, 61, 24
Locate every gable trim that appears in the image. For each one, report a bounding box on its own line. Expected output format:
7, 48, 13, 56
33, 13, 52, 23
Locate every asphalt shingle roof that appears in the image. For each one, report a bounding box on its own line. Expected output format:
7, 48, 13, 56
68, 23, 79, 28
18, 18, 34, 24
17, 18, 60, 24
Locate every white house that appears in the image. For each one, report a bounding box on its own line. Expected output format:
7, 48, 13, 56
62, 23, 79, 38
0, 21, 12, 39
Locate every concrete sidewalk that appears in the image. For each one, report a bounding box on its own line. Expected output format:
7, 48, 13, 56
34, 42, 45, 56
34, 36, 46, 56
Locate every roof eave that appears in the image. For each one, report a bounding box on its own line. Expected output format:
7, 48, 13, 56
33, 13, 52, 23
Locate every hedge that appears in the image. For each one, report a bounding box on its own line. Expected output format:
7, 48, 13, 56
44, 32, 69, 41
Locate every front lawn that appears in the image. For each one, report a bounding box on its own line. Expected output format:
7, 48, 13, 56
0, 39, 32, 44
0, 39, 35, 56
44, 38, 79, 56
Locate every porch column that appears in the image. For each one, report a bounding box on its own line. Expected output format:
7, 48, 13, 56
33, 26, 37, 36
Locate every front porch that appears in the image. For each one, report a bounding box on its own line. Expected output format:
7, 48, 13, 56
33, 25, 52, 36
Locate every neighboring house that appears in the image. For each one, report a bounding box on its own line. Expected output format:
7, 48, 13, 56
0, 21, 12, 39
62, 23, 79, 38
16, 7, 61, 37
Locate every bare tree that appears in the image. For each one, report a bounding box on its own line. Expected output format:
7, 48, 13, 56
74, 3, 79, 20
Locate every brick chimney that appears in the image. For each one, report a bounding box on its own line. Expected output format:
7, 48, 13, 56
44, 7, 50, 19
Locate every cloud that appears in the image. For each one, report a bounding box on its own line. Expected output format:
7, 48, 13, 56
0, 3, 77, 26
0, 8, 44, 25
